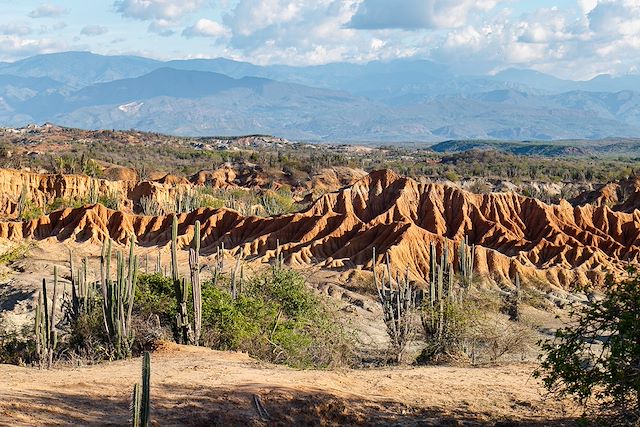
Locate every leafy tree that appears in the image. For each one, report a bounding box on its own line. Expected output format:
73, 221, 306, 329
534, 270, 640, 423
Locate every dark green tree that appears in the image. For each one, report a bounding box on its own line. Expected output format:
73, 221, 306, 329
534, 270, 640, 423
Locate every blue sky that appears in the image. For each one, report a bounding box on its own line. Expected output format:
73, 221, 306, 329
0, 1, 638, 79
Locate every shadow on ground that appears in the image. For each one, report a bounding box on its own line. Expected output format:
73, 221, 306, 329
2, 383, 579, 426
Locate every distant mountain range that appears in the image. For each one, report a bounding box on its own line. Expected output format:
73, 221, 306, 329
2, 51, 640, 141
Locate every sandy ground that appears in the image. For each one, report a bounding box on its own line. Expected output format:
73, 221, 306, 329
0, 342, 578, 427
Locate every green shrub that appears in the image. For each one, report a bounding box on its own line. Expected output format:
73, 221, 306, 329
0, 244, 31, 265
20, 201, 43, 221
0, 320, 34, 365
47, 196, 87, 212
200, 268, 354, 368
135, 273, 177, 323
97, 192, 120, 210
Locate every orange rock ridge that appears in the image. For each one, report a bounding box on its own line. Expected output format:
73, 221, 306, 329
2, 169, 638, 289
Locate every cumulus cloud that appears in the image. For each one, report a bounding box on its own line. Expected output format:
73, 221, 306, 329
114, 0, 207, 36
588, 0, 640, 36
182, 19, 230, 38
28, 3, 68, 19
222, 0, 397, 64
114, 0, 205, 22
0, 35, 65, 60
80, 25, 109, 36
348, 0, 502, 30
0, 22, 33, 36
148, 19, 176, 36
39, 21, 67, 34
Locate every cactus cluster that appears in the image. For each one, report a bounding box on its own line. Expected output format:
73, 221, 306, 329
424, 242, 457, 344
458, 236, 475, 290
372, 247, 418, 363
69, 250, 95, 318
100, 235, 138, 359
131, 351, 151, 427
35, 268, 58, 369
421, 238, 477, 360
88, 180, 99, 204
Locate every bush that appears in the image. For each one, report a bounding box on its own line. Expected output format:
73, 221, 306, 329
534, 271, 640, 424
134, 273, 177, 344
0, 319, 34, 365
19, 201, 43, 221
0, 243, 31, 265
64, 306, 111, 362
200, 268, 354, 368
418, 299, 478, 364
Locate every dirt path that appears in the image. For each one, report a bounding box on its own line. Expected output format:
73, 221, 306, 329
0, 342, 578, 426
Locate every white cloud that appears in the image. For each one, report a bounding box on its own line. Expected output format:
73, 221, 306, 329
80, 25, 109, 36
114, 0, 207, 36
114, 0, 205, 22
182, 19, 230, 38
348, 0, 502, 30
39, 21, 67, 34
28, 3, 68, 19
588, 0, 640, 36
577, 0, 598, 14
0, 35, 65, 60
222, 0, 405, 65
148, 19, 176, 36
0, 22, 32, 36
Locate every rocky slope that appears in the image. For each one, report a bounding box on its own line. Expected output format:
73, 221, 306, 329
1, 169, 638, 289
571, 175, 640, 213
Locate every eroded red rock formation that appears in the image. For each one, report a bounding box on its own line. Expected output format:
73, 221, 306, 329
2, 169, 637, 289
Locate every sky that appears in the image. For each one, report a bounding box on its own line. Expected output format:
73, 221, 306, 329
0, 0, 638, 79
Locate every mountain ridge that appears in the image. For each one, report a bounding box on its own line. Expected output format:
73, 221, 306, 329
2, 52, 640, 141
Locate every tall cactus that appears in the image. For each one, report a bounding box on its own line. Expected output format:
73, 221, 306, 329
171, 215, 192, 344
100, 235, 138, 359
508, 272, 522, 322
274, 239, 284, 270
35, 270, 58, 369
17, 184, 28, 219
131, 351, 151, 427
231, 247, 244, 300
190, 221, 202, 346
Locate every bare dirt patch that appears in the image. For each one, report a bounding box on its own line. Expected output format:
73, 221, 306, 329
0, 342, 578, 426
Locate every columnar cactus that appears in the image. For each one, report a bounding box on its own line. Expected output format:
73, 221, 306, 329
458, 235, 475, 292
131, 351, 151, 427
35, 269, 58, 369
231, 247, 244, 300
274, 239, 284, 270
190, 220, 202, 345
508, 272, 522, 322
171, 214, 192, 344
100, 235, 138, 359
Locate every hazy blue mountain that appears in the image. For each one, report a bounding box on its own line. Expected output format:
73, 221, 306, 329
489, 68, 574, 93
3, 51, 640, 141
576, 74, 640, 93
0, 51, 160, 88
